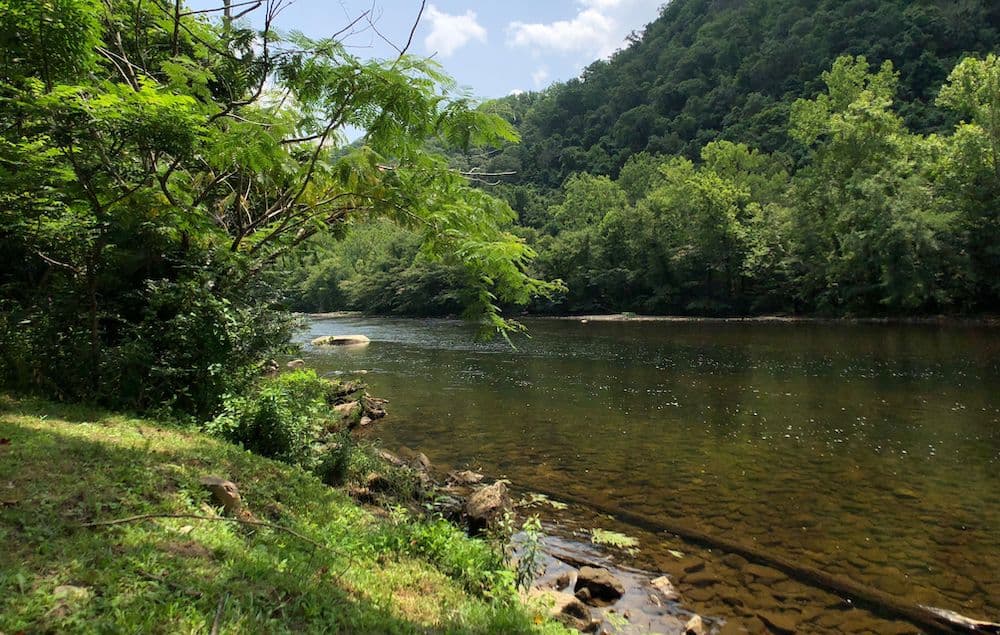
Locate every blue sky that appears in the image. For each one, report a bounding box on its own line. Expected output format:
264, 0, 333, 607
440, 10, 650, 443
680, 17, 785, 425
210, 1, 665, 99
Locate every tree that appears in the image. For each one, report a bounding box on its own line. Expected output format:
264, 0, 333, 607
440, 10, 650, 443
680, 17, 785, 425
0, 0, 557, 415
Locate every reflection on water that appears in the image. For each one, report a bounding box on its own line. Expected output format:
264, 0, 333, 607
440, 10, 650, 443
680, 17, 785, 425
298, 317, 1000, 629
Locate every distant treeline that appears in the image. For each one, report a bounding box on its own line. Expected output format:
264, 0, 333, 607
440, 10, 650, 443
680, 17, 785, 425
285, 54, 1000, 316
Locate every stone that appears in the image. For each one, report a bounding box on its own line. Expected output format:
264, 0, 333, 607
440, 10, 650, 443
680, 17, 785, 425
285, 359, 305, 369
365, 472, 393, 492
721, 553, 749, 570
756, 611, 798, 635
573, 566, 625, 607
678, 557, 705, 574
311, 334, 370, 347
684, 614, 706, 635
448, 470, 485, 485
651, 575, 679, 601
744, 564, 786, 584
376, 449, 407, 467
361, 396, 388, 419
411, 452, 432, 472
683, 571, 720, 587
464, 481, 512, 533
358, 416, 373, 427
199, 476, 242, 515
530, 589, 593, 631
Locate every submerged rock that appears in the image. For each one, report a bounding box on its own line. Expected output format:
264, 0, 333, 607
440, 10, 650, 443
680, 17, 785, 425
574, 566, 625, 607
286, 359, 305, 369
464, 481, 512, 534
756, 611, 798, 634
311, 334, 370, 347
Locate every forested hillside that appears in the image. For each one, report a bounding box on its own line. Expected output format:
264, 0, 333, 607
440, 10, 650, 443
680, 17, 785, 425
288, 0, 1000, 317
484, 0, 1000, 188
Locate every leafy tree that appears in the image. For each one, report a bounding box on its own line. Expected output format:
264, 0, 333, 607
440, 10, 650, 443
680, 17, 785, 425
0, 0, 556, 415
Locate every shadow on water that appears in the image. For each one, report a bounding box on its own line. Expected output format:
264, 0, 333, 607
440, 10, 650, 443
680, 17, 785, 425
299, 317, 1000, 631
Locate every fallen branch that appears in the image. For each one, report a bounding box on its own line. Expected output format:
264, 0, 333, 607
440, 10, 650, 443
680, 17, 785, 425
81, 513, 326, 551
523, 486, 1000, 635
210, 592, 229, 635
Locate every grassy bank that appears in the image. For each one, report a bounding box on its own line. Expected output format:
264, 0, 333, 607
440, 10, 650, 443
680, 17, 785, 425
0, 395, 564, 634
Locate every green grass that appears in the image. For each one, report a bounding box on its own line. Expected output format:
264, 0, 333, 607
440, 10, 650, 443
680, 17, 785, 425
0, 395, 566, 634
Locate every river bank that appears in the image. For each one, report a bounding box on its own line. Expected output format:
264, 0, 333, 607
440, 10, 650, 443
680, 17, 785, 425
0, 395, 568, 633
306, 311, 1000, 327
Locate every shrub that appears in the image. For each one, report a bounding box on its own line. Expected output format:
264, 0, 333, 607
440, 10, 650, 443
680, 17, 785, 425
206, 370, 330, 467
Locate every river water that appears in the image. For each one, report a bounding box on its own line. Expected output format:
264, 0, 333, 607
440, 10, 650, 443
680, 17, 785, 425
298, 316, 1000, 633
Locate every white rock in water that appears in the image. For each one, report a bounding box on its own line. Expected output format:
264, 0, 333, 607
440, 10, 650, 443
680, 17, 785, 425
311, 335, 370, 347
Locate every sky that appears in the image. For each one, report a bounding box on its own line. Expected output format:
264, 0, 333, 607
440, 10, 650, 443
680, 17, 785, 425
208, 0, 666, 99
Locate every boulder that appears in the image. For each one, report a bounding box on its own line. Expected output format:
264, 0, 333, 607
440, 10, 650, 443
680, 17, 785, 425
285, 359, 305, 369
200, 476, 242, 515
464, 481, 512, 533
311, 334, 370, 347
411, 452, 432, 472
333, 401, 361, 427
685, 614, 707, 635
530, 589, 593, 632
448, 470, 485, 486
651, 575, 679, 601
361, 396, 388, 420
573, 566, 625, 607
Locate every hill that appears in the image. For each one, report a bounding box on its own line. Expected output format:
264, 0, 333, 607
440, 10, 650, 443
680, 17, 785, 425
481, 0, 1000, 188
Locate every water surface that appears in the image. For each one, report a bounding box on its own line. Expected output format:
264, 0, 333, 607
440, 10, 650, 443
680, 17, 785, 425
298, 317, 1000, 631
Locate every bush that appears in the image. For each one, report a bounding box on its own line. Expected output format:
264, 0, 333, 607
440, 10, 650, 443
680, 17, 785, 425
205, 370, 331, 467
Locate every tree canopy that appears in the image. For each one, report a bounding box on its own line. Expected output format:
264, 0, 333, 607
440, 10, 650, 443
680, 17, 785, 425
0, 0, 557, 415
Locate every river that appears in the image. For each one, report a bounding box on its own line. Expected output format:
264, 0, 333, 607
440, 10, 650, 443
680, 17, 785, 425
297, 315, 1000, 633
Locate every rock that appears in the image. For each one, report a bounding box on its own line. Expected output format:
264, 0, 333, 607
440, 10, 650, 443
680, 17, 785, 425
411, 452, 432, 472
530, 589, 593, 631
743, 564, 786, 584
358, 416, 373, 427
554, 571, 573, 591
333, 401, 361, 427
365, 472, 393, 493
573, 566, 625, 607
285, 359, 305, 369
721, 553, 749, 570
756, 611, 798, 635
685, 614, 707, 635
199, 476, 242, 515
311, 334, 370, 347
376, 449, 407, 467
678, 557, 705, 574
651, 575, 679, 601
361, 396, 388, 419
683, 571, 720, 588
448, 470, 485, 485
263, 359, 280, 376
464, 481, 512, 534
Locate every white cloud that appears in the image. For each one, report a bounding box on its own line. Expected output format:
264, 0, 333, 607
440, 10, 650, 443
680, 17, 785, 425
531, 67, 550, 88
507, 0, 660, 59
424, 4, 487, 57
508, 9, 617, 57
508, 88, 526, 96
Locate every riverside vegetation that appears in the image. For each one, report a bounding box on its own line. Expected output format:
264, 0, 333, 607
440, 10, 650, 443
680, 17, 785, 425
2, 0, 1000, 633
0, 0, 566, 631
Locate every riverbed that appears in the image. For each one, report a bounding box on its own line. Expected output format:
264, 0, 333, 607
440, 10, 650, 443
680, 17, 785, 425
297, 316, 1000, 633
